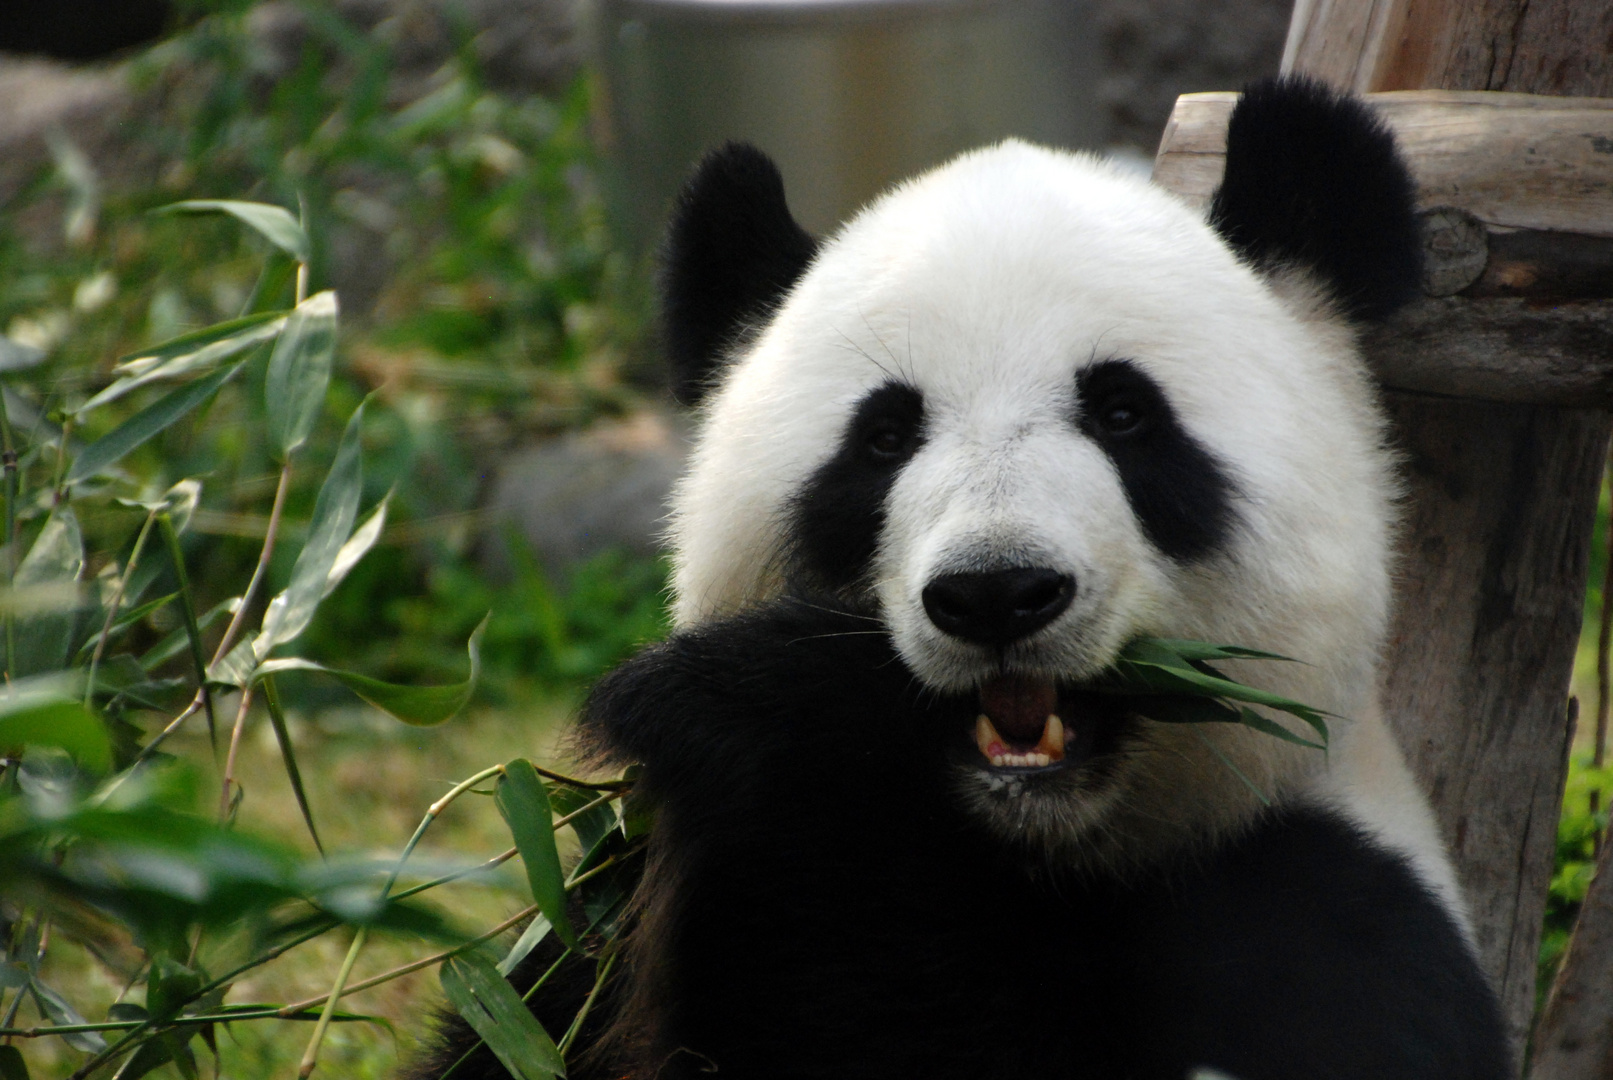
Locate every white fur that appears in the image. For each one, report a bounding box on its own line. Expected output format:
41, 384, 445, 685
666, 140, 1468, 932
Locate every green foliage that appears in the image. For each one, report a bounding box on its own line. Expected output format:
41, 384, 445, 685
307, 543, 671, 697
0, 193, 652, 1076
0, 5, 656, 1074
1103, 638, 1332, 751
1539, 751, 1612, 1006
0, 0, 646, 713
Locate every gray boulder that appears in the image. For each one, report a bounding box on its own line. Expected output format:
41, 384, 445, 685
484, 409, 688, 579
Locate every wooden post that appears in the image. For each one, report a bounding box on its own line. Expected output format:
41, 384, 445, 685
1532, 830, 1613, 1080
1279, 0, 1613, 1059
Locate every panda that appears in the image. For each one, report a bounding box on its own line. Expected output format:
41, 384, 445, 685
407, 77, 1511, 1080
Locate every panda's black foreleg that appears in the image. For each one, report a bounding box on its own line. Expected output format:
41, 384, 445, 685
578, 596, 920, 789
405, 600, 906, 1080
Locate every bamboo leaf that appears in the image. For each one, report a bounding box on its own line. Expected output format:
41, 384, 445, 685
79, 313, 286, 415
265, 290, 338, 458
1130, 695, 1243, 726
159, 511, 215, 744
142, 597, 237, 672
496, 759, 579, 952
0, 1045, 28, 1080
324, 492, 389, 600
498, 915, 553, 977
1234, 706, 1327, 751
114, 1036, 182, 1080
262, 674, 324, 856
28, 977, 107, 1052
0, 695, 109, 773
115, 479, 203, 535
0, 337, 43, 372
1109, 656, 1331, 740
256, 403, 365, 652
253, 617, 484, 726
15, 509, 83, 592
439, 952, 566, 1080
207, 636, 259, 690
1105, 638, 1332, 750
159, 200, 310, 263
9, 507, 84, 677
1142, 639, 1297, 664
68, 361, 247, 484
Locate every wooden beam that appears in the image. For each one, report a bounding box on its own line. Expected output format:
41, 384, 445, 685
1282, 0, 1613, 98
1263, 0, 1613, 1060
1365, 300, 1613, 408
1153, 90, 1613, 407
1156, 90, 1613, 237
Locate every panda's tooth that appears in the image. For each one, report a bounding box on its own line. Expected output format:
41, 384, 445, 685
1040, 715, 1066, 761
976, 714, 1006, 760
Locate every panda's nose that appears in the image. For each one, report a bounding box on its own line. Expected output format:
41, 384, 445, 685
921, 568, 1075, 645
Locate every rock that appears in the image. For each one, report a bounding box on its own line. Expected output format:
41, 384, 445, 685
0, 59, 145, 223
484, 409, 688, 579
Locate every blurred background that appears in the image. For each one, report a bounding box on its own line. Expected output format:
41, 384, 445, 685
0, 0, 1295, 752
0, 0, 1603, 1075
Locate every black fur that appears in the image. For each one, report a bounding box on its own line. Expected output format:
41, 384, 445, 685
1210, 76, 1423, 322
562, 601, 1508, 1080
1077, 359, 1237, 560
790, 382, 926, 589
661, 143, 819, 405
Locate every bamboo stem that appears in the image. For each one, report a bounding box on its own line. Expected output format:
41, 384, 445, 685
296, 926, 366, 1078
0, 386, 18, 678
218, 686, 255, 818
85, 512, 157, 708
210, 462, 292, 668
277, 853, 629, 1018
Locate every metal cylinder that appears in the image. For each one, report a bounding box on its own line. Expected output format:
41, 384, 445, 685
586, 0, 1101, 251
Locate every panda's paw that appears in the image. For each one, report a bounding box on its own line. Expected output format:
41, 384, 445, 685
579, 595, 914, 777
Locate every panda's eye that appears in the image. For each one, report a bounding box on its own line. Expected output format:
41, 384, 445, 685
865, 424, 915, 461
1099, 399, 1147, 437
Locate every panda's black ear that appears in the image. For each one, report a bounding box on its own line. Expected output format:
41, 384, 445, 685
660, 143, 818, 406
1209, 76, 1422, 323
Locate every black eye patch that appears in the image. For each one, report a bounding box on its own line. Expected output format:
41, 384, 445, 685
1075, 359, 1236, 561
790, 382, 926, 590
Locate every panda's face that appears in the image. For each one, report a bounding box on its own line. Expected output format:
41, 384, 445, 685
665, 131, 1409, 852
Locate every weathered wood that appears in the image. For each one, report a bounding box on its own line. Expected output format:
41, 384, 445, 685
1282, 0, 1613, 98
1267, 0, 1613, 1061
1532, 830, 1613, 1080
1153, 90, 1613, 237
1153, 92, 1613, 403
1374, 394, 1603, 1054
1469, 231, 1613, 301
1362, 299, 1613, 407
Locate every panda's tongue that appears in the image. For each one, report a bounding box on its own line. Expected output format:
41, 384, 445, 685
979, 674, 1058, 747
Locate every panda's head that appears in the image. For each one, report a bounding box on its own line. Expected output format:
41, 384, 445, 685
662, 78, 1423, 858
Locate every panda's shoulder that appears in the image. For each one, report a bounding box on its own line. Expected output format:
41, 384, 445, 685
1114, 805, 1510, 1080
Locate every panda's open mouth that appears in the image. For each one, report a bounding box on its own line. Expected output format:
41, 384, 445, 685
970, 674, 1128, 775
